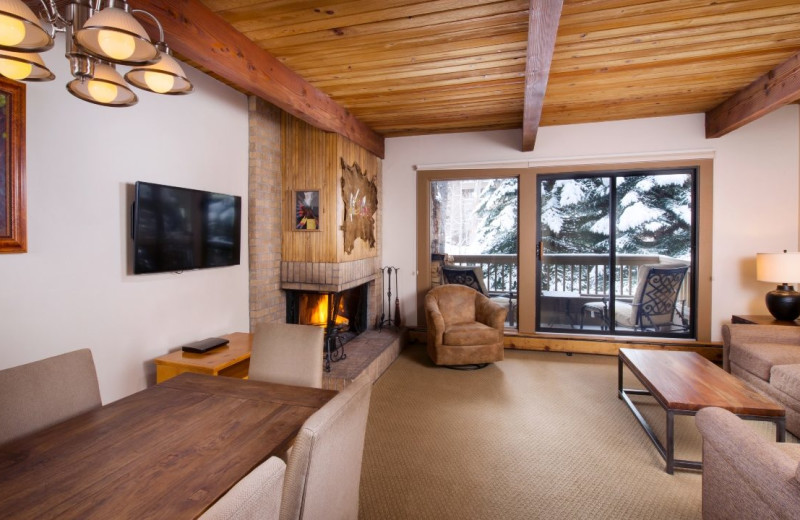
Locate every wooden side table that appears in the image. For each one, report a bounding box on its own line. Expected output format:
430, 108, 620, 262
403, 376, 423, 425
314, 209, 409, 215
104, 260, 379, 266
154, 332, 252, 383
731, 315, 800, 326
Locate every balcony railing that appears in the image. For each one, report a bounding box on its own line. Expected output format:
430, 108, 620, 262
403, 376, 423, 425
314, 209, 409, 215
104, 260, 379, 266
448, 253, 689, 300
449, 254, 517, 296
541, 254, 689, 298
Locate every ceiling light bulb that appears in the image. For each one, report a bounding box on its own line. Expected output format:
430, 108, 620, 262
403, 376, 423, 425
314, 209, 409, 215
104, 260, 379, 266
97, 29, 135, 61
0, 56, 30, 79
88, 80, 118, 104
143, 70, 174, 94
0, 14, 25, 46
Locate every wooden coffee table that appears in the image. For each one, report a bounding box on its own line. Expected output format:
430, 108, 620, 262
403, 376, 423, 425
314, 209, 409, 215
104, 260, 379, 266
618, 348, 785, 474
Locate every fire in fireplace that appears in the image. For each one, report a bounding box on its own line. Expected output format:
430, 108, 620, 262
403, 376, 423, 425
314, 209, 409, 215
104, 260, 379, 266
286, 283, 369, 371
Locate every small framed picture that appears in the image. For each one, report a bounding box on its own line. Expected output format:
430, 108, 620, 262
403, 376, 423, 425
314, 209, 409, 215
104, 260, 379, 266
294, 190, 320, 231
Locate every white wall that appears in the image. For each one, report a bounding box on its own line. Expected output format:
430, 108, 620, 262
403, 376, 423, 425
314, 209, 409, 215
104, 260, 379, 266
0, 37, 250, 403
383, 106, 800, 340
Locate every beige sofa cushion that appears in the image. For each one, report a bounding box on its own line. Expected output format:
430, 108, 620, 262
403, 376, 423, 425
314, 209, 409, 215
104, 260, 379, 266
729, 342, 800, 381
443, 321, 502, 346
771, 364, 800, 401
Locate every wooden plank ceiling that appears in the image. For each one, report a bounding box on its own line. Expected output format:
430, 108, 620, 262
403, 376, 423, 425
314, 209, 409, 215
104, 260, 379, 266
28, 1, 800, 140
193, 0, 800, 138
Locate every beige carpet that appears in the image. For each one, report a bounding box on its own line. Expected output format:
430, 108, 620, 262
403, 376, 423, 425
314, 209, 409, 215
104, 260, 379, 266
358, 345, 787, 520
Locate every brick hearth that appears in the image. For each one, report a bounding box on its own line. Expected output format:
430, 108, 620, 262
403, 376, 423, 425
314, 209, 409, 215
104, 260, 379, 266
322, 329, 405, 391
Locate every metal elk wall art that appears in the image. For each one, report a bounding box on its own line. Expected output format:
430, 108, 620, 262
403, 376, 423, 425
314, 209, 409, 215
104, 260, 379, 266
339, 158, 377, 254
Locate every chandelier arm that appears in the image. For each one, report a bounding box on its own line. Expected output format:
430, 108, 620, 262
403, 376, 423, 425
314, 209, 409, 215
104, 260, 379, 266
38, 0, 67, 31
130, 9, 164, 43
36, 0, 55, 22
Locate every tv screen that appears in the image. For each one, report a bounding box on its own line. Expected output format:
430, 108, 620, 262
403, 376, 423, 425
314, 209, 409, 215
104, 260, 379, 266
132, 181, 242, 274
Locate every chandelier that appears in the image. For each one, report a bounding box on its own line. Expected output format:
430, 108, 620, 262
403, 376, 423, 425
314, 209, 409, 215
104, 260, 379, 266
0, 0, 193, 107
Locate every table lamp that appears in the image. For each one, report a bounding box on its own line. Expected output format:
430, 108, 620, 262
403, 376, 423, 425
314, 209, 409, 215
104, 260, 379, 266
756, 251, 800, 321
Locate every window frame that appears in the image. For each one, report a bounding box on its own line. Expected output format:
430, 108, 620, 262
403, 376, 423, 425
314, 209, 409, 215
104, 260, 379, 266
417, 158, 713, 343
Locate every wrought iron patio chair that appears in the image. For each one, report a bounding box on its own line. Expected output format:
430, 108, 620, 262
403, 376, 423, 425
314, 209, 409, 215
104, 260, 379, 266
580, 264, 689, 333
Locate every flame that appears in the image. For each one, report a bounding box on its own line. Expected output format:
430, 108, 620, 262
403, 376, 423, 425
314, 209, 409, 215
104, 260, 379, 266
306, 296, 349, 327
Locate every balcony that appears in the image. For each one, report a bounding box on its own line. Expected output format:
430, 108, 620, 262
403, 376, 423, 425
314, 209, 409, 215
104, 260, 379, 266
447, 253, 690, 332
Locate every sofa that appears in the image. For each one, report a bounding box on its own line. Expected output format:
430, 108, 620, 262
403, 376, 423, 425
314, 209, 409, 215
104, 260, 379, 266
696, 406, 800, 520
722, 323, 800, 436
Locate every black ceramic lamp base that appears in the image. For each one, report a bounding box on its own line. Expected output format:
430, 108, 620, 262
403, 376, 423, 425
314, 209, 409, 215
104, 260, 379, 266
765, 284, 800, 321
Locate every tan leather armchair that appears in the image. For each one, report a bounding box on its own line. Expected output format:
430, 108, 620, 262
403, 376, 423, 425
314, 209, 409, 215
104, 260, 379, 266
425, 284, 507, 368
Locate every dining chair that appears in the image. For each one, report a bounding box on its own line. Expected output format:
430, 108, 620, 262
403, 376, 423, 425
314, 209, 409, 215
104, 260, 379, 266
250, 322, 324, 389
0, 348, 102, 445
199, 456, 286, 520
279, 374, 372, 520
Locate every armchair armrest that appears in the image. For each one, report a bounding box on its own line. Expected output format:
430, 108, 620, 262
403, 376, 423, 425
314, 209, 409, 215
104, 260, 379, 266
475, 294, 508, 330
424, 298, 445, 348
696, 407, 800, 518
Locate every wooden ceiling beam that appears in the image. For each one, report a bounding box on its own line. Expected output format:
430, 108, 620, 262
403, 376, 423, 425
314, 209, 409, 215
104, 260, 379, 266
522, 0, 563, 151
705, 50, 800, 138
128, 0, 385, 158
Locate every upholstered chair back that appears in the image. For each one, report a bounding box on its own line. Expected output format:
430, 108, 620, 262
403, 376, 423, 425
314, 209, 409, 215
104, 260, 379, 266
199, 456, 286, 520
280, 375, 372, 520
426, 284, 482, 326
250, 322, 324, 389
0, 349, 102, 445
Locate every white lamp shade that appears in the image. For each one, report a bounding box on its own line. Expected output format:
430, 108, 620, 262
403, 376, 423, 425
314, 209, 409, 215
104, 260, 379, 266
0, 49, 53, 81
756, 252, 800, 283
67, 62, 137, 107
75, 7, 158, 65
125, 52, 193, 94
0, 0, 53, 52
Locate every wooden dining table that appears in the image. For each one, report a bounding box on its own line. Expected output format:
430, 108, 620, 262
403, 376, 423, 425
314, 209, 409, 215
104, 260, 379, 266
0, 372, 337, 519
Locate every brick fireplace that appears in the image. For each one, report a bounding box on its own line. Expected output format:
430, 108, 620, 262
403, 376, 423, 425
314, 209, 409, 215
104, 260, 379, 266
249, 100, 400, 391
277, 114, 383, 369
248, 102, 383, 332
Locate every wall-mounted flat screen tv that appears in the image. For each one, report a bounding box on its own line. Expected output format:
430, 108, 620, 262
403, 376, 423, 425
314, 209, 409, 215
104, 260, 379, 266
132, 181, 242, 274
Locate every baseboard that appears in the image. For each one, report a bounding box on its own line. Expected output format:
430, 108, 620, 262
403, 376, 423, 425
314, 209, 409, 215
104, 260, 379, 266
406, 327, 722, 362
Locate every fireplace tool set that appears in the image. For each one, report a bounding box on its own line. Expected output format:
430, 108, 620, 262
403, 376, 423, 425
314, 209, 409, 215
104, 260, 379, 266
378, 266, 401, 330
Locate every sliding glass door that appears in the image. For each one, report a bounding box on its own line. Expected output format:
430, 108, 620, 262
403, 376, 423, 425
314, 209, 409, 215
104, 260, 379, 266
536, 168, 695, 338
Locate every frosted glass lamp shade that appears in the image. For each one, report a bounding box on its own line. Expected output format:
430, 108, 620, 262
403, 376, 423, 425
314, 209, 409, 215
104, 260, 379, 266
756, 252, 800, 321
0, 0, 53, 52
125, 52, 193, 95
75, 7, 158, 65
67, 62, 137, 107
0, 49, 53, 81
